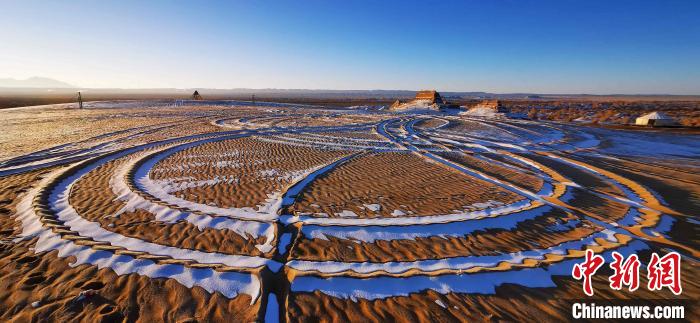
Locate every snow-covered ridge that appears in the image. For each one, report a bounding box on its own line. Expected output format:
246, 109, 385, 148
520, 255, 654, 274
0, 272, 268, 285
13, 170, 263, 303
287, 229, 621, 275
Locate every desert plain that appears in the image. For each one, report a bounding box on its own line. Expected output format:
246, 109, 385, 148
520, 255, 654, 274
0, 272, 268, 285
0, 100, 698, 322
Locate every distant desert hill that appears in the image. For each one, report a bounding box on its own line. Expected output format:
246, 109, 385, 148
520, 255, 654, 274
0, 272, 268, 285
0, 77, 76, 88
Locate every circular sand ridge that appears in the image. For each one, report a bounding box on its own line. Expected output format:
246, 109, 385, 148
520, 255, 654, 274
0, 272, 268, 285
7, 109, 684, 320
25, 116, 668, 277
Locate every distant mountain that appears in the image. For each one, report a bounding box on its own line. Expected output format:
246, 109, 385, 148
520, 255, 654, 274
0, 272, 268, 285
0, 77, 76, 88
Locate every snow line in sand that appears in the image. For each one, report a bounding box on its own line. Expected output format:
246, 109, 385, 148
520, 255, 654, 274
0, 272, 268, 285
13, 173, 262, 303
133, 139, 356, 222
298, 204, 554, 243
286, 229, 621, 275
290, 241, 647, 301
110, 149, 277, 253
280, 199, 535, 226
48, 155, 282, 270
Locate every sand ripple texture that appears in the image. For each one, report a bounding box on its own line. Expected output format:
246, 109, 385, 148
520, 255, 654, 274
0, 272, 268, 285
0, 102, 698, 322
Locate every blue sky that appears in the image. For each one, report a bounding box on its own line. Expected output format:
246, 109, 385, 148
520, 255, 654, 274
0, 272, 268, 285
1, 0, 699, 94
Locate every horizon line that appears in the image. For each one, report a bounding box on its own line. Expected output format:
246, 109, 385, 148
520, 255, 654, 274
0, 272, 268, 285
1, 86, 700, 97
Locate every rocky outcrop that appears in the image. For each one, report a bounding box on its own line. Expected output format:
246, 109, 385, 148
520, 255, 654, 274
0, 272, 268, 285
389, 90, 446, 111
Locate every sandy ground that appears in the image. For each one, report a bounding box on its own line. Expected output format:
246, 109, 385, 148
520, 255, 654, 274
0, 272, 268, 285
287, 151, 523, 218
0, 101, 698, 322
152, 137, 351, 209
